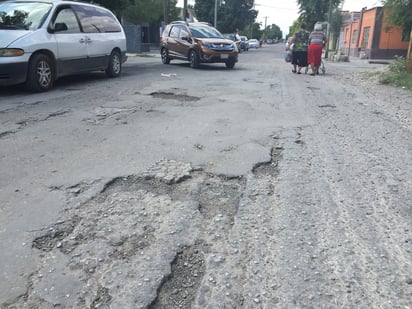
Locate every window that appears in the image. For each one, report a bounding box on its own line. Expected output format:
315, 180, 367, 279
73, 4, 121, 33
53, 8, 80, 33
190, 25, 222, 38
361, 27, 370, 49
169, 25, 179, 38
352, 29, 358, 44
180, 26, 189, 38
0, 2, 52, 30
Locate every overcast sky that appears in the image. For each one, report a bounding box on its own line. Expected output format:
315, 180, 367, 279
176, 0, 383, 37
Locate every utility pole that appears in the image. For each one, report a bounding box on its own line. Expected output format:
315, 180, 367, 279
163, 0, 169, 24
184, 0, 188, 22
263, 16, 268, 41
214, 0, 217, 28
325, 0, 333, 59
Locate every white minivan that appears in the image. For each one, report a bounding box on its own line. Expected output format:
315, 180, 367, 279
0, 0, 127, 91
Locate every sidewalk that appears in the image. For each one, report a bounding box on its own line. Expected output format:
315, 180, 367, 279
127, 47, 160, 58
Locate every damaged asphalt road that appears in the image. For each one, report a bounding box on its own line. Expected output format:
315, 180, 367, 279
0, 45, 411, 308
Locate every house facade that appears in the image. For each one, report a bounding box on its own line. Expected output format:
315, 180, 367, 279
340, 7, 409, 59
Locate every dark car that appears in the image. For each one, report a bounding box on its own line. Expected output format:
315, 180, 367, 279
240, 36, 249, 51
160, 21, 238, 69
222, 33, 242, 53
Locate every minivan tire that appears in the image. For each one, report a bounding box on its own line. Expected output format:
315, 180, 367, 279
106, 50, 122, 77
189, 50, 199, 68
26, 53, 55, 92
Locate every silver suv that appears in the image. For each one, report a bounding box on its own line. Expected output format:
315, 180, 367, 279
0, 0, 127, 91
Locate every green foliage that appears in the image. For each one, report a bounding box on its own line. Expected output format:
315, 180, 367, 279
194, 0, 258, 33
288, 19, 302, 37
330, 9, 342, 35
296, 0, 343, 30
243, 22, 262, 40
86, 0, 179, 24
87, 0, 128, 16
382, 0, 412, 37
264, 24, 282, 40
379, 56, 412, 90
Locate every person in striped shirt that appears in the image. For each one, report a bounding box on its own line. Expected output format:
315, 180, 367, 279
308, 23, 327, 76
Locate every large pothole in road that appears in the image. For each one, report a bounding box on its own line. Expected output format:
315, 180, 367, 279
22, 160, 246, 308
150, 91, 200, 102
149, 243, 206, 309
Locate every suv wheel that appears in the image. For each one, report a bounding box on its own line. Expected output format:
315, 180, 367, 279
161, 48, 170, 64
106, 50, 122, 77
225, 59, 235, 69
26, 53, 54, 92
189, 50, 199, 68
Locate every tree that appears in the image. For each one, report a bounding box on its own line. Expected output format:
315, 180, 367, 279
122, 0, 178, 24
86, 0, 179, 24
296, 0, 343, 29
288, 19, 303, 38
382, 0, 412, 72
87, 0, 128, 17
264, 24, 282, 41
243, 22, 262, 40
194, 0, 257, 33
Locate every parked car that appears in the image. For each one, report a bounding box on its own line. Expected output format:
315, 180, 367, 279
0, 0, 128, 92
248, 39, 260, 49
161, 22, 238, 69
222, 33, 242, 53
240, 36, 249, 51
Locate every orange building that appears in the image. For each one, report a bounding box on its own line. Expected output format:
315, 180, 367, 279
340, 7, 409, 59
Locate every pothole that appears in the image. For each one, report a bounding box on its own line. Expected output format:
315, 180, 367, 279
32, 218, 80, 252
149, 243, 206, 309
150, 91, 200, 102
318, 104, 336, 108
25, 160, 246, 307
252, 146, 283, 177
90, 286, 112, 309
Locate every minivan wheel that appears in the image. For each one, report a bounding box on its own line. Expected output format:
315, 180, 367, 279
106, 50, 122, 77
189, 50, 199, 68
26, 53, 54, 92
161, 48, 170, 64
225, 59, 235, 69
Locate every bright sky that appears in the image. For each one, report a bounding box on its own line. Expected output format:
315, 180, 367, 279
176, 0, 383, 38
255, 0, 383, 37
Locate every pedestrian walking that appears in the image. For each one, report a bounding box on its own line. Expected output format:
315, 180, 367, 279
288, 22, 309, 74
308, 23, 327, 76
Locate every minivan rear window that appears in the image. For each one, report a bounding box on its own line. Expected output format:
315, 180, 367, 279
0, 2, 52, 30
73, 4, 121, 33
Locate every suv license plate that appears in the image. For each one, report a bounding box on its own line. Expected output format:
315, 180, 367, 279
220, 54, 228, 59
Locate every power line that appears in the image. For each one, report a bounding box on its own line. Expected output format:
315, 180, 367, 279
254, 4, 297, 11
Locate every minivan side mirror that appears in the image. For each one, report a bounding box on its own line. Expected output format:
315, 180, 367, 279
181, 36, 191, 42
49, 22, 68, 33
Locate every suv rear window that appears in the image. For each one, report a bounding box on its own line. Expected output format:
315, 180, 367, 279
73, 4, 121, 33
